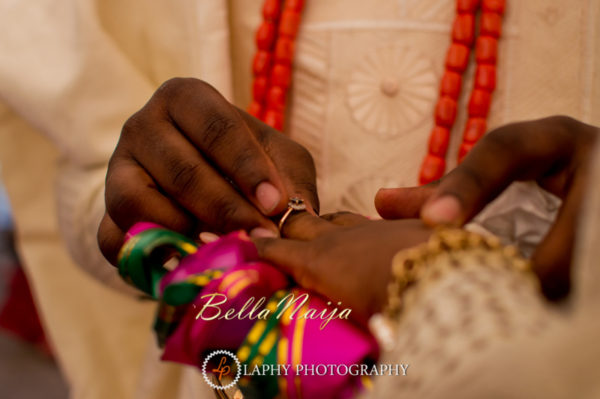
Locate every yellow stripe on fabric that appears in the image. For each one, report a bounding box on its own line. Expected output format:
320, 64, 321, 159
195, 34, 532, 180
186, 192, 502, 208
258, 330, 278, 356
361, 375, 373, 390
293, 304, 308, 399
247, 320, 267, 344
218, 270, 247, 292
180, 242, 197, 254
237, 345, 251, 363
189, 275, 210, 286
279, 299, 295, 327
278, 336, 289, 398
226, 278, 253, 299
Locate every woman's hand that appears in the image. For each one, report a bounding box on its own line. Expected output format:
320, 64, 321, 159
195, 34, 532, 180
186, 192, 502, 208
254, 213, 432, 324
98, 78, 318, 264
375, 116, 599, 299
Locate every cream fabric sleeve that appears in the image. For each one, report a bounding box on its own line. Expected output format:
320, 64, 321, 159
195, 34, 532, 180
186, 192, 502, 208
0, 1, 233, 397
0, 0, 233, 291
0, 0, 154, 289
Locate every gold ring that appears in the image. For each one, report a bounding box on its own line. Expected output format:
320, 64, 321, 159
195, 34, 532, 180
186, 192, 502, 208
278, 197, 307, 231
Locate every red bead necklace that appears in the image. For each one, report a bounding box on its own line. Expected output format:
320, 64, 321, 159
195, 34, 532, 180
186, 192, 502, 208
248, 0, 305, 131
420, 0, 505, 185
248, 0, 505, 185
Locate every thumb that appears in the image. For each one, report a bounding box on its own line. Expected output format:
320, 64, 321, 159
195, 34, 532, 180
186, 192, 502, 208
375, 184, 437, 219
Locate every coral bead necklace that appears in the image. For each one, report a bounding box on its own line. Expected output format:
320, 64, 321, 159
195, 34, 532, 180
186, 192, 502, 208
247, 0, 305, 131
420, 0, 506, 184
248, 0, 505, 186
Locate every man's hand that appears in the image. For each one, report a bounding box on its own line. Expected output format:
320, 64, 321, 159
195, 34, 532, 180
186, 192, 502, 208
375, 116, 599, 299
98, 78, 318, 264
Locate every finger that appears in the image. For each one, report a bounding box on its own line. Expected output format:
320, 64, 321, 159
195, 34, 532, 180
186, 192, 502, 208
320, 212, 370, 227
97, 213, 125, 265
280, 212, 338, 240
375, 184, 437, 219
420, 117, 576, 226
125, 119, 279, 235
105, 156, 194, 234
253, 237, 315, 289
241, 112, 320, 214
155, 78, 288, 215
532, 168, 588, 300
199, 232, 220, 244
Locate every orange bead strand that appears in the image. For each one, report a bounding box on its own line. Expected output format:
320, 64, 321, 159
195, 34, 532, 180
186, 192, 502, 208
458, 0, 505, 164
419, 1, 479, 185
419, 0, 505, 184
248, 0, 305, 131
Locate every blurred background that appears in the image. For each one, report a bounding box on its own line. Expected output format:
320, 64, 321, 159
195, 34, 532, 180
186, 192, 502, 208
0, 175, 68, 398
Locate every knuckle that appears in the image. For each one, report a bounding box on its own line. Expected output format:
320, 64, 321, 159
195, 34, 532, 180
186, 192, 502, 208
454, 164, 487, 192
545, 115, 590, 142
104, 183, 139, 229
482, 126, 533, 159
485, 125, 520, 148
168, 159, 204, 198
121, 110, 146, 139
230, 150, 259, 180
320, 211, 352, 223
104, 183, 126, 215
200, 113, 239, 153
319, 213, 337, 222
210, 198, 244, 231
104, 167, 128, 211
156, 77, 214, 106
156, 77, 191, 98
121, 107, 164, 146
545, 115, 576, 128
255, 128, 272, 150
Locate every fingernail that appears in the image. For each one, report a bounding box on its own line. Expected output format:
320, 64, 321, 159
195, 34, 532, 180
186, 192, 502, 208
422, 196, 461, 225
250, 227, 279, 238
255, 182, 281, 214
198, 232, 220, 243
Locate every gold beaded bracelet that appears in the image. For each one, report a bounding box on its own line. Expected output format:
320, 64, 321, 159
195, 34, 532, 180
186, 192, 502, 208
384, 228, 532, 320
